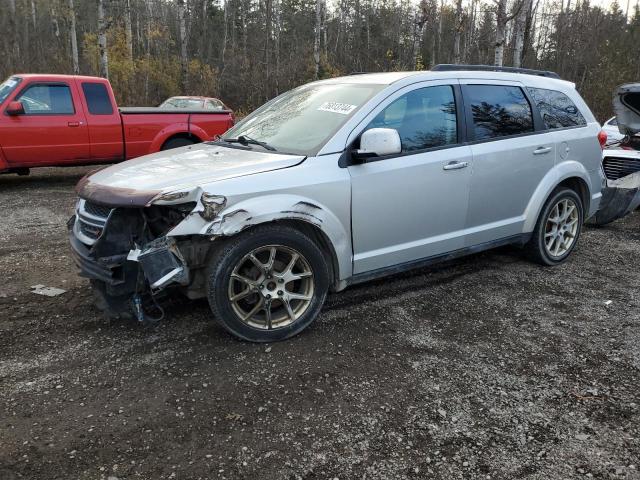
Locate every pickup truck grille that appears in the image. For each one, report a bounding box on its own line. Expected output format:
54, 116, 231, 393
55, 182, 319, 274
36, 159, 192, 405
602, 156, 640, 180
74, 200, 113, 245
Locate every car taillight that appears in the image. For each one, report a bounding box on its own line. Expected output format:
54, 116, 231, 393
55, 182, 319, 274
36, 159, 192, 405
598, 130, 608, 149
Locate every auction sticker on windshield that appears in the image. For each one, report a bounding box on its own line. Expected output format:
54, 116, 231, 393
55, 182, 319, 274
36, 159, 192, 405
318, 102, 357, 115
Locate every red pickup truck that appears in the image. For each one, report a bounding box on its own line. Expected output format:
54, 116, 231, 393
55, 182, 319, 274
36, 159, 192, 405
0, 74, 234, 175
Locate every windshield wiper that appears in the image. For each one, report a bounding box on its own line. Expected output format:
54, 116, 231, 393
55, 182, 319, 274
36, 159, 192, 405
221, 135, 277, 151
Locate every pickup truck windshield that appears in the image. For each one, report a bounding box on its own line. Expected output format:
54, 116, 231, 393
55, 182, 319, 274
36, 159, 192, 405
223, 83, 384, 156
0, 77, 21, 105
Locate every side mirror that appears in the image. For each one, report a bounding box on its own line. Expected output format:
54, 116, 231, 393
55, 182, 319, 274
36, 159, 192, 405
356, 128, 401, 158
6, 100, 25, 116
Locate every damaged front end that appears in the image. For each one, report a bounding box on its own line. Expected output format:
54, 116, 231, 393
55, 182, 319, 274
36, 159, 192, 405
68, 198, 211, 323
590, 83, 640, 225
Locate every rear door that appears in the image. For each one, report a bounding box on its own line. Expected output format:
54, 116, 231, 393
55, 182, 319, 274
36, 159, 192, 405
77, 80, 124, 162
2, 81, 90, 166
461, 81, 555, 245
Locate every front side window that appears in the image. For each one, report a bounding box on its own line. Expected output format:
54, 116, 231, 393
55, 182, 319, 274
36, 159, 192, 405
82, 82, 113, 115
527, 87, 586, 129
466, 85, 534, 140
223, 83, 384, 156
0, 76, 21, 105
17, 84, 74, 114
366, 85, 457, 152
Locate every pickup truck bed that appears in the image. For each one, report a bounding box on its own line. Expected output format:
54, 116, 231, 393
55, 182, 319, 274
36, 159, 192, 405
0, 74, 234, 174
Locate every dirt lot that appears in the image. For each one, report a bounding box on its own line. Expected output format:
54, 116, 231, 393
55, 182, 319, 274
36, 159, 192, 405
0, 166, 639, 480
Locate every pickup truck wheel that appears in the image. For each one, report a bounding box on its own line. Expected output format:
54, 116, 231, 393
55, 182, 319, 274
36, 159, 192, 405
525, 187, 583, 266
206, 225, 329, 342
161, 137, 195, 150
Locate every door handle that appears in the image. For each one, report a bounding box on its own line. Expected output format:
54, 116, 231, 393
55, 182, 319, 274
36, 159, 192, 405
443, 161, 469, 171
533, 146, 552, 155
67, 121, 81, 127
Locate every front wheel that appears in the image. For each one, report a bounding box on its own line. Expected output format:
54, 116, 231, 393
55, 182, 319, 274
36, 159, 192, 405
525, 187, 584, 265
206, 225, 329, 342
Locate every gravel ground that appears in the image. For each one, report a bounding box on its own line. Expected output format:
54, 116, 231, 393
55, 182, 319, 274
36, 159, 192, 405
0, 166, 639, 480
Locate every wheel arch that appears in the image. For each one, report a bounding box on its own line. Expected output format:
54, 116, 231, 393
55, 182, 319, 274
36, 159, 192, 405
523, 162, 593, 232
170, 193, 352, 290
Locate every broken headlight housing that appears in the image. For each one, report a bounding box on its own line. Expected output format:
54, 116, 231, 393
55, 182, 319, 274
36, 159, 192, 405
144, 202, 196, 237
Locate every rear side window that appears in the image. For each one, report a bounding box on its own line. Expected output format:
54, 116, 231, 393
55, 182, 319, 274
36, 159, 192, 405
465, 85, 533, 140
366, 85, 457, 152
82, 82, 113, 115
527, 87, 586, 129
18, 84, 75, 114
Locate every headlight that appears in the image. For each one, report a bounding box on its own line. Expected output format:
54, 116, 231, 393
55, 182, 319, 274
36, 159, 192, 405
199, 193, 227, 220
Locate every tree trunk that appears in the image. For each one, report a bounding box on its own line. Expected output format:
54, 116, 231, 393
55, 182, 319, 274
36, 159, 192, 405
124, 0, 133, 60
494, 0, 507, 66
30, 0, 36, 28
313, 0, 322, 79
8, 0, 20, 66
51, 3, 60, 40
98, 0, 109, 78
178, 0, 188, 92
453, 0, 463, 63
513, 0, 532, 67
70, 0, 79, 74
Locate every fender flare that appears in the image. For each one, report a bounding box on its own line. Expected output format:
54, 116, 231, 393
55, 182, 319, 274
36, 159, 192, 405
523, 161, 593, 232
148, 123, 202, 153
168, 193, 352, 282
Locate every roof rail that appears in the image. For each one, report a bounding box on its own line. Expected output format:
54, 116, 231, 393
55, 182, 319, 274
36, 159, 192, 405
431, 64, 561, 79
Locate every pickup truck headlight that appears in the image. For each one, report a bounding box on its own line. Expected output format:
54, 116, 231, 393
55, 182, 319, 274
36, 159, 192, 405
199, 193, 227, 220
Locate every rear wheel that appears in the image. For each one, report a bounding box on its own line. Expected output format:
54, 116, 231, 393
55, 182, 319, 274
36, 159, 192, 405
207, 225, 329, 342
525, 187, 583, 265
161, 137, 196, 150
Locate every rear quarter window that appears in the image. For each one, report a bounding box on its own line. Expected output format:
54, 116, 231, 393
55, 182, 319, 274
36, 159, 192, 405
82, 82, 114, 115
527, 87, 586, 129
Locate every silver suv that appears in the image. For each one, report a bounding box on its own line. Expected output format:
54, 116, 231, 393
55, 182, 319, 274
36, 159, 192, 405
69, 66, 605, 342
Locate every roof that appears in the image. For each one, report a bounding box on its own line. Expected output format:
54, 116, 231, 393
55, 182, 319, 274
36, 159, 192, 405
313, 69, 575, 91
10, 73, 111, 83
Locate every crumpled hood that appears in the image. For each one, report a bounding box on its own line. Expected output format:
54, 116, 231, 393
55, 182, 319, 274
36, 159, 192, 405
613, 83, 640, 136
77, 143, 305, 206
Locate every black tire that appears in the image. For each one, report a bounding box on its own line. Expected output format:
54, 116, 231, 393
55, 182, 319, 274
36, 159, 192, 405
161, 137, 196, 150
525, 187, 584, 266
206, 224, 329, 342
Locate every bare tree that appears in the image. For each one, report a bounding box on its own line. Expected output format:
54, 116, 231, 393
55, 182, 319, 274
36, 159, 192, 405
124, 0, 133, 60
69, 0, 79, 74
513, 0, 532, 67
453, 0, 464, 64
98, 0, 109, 78
313, 0, 323, 78
178, 0, 188, 92
494, 0, 507, 66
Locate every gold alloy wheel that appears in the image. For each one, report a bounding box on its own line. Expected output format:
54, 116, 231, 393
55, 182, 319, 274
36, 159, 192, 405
544, 198, 579, 258
227, 245, 315, 329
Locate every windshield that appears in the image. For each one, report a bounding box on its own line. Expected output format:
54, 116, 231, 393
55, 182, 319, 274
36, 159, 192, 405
0, 76, 21, 105
222, 82, 385, 155
161, 97, 204, 109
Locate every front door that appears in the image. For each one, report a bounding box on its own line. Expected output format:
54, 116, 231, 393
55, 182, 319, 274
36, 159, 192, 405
349, 82, 473, 274
2, 81, 90, 166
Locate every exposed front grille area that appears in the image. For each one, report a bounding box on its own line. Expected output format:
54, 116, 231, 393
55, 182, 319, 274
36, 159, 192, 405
84, 201, 113, 218
75, 199, 113, 245
602, 156, 640, 180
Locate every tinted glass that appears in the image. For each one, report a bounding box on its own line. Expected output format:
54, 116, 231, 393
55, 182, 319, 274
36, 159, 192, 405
18, 84, 74, 114
466, 85, 533, 140
527, 87, 586, 129
223, 83, 384, 156
82, 82, 113, 115
367, 85, 457, 152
